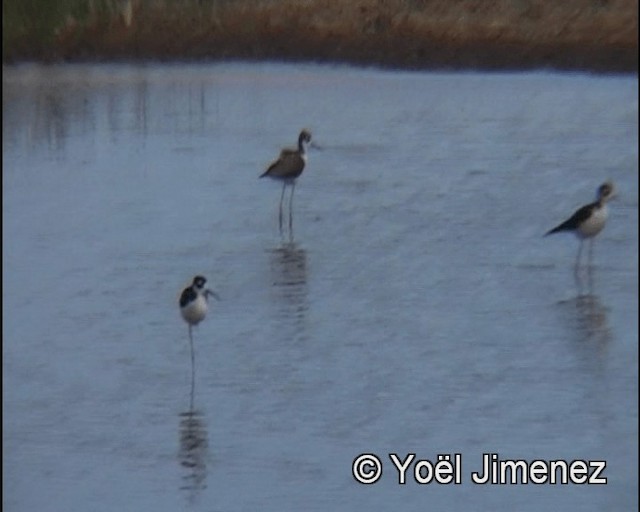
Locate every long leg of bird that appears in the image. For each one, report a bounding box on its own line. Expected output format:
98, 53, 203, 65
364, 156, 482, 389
189, 325, 195, 394
189, 367, 195, 412
289, 180, 296, 233
279, 183, 286, 232
574, 267, 584, 295
574, 240, 584, 277
588, 238, 595, 270
586, 259, 595, 294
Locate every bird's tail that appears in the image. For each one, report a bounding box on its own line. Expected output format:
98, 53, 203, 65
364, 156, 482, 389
259, 169, 269, 179
544, 220, 571, 236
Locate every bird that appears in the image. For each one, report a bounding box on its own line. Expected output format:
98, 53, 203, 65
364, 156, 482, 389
179, 275, 219, 377
545, 181, 616, 271
260, 129, 313, 232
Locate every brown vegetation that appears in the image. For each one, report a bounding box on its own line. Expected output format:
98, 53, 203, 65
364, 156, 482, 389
4, 0, 638, 72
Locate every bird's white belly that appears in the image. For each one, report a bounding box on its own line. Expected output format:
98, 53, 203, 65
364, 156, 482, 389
181, 296, 208, 325
577, 205, 607, 238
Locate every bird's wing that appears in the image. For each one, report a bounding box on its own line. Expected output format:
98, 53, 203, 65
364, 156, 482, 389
545, 202, 595, 236
179, 287, 197, 307
262, 149, 305, 178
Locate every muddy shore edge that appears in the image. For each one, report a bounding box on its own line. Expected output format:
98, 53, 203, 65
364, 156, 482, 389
3, 0, 638, 73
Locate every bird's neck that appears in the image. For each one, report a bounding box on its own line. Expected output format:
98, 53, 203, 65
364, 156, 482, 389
593, 199, 609, 215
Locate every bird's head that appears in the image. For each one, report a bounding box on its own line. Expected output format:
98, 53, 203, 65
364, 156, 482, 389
299, 129, 312, 145
300, 128, 323, 151
598, 181, 616, 202
192, 275, 207, 290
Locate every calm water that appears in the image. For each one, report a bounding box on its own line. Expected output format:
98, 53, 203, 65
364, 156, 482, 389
3, 63, 638, 511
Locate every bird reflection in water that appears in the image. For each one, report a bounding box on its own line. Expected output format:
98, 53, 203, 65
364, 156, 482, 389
178, 366, 209, 504
268, 241, 309, 341
572, 268, 612, 347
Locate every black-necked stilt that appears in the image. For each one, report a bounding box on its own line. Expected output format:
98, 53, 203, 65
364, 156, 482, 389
545, 181, 616, 270
179, 275, 219, 375
260, 129, 313, 231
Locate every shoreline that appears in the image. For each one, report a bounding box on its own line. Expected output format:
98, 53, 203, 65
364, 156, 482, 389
3, 0, 638, 74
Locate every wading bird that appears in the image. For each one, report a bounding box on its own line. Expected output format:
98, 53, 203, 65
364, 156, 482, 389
179, 275, 219, 376
545, 181, 616, 271
260, 129, 313, 232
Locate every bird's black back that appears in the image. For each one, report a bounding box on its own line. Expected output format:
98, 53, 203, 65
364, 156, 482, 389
179, 286, 197, 307
545, 202, 596, 236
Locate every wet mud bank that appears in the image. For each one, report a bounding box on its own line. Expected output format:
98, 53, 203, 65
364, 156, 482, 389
3, 0, 638, 73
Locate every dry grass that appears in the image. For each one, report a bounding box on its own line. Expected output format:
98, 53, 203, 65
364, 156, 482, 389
3, 0, 638, 72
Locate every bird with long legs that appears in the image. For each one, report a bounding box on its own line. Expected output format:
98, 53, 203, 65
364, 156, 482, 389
260, 129, 313, 232
545, 181, 616, 273
179, 276, 219, 387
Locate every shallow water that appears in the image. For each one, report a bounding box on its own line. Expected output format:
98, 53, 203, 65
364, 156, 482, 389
3, 62, 638, 511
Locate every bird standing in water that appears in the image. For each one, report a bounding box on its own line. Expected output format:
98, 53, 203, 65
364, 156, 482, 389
179, 275, 219, 379
260, 129, 313, 232
545, 181, 616, 272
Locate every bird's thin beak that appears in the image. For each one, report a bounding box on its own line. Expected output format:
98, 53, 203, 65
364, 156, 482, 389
206, 289, 220, 300
310, 141, 324, 151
